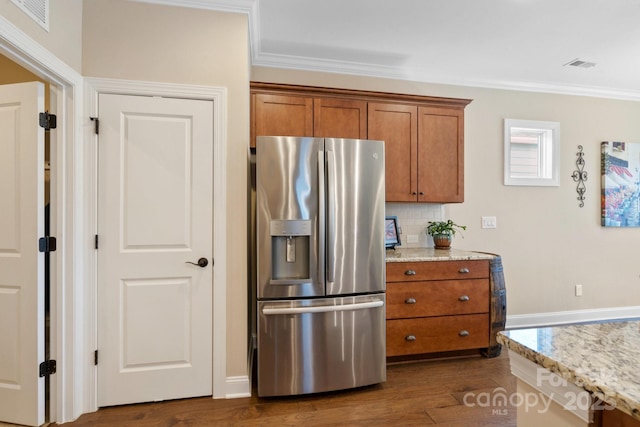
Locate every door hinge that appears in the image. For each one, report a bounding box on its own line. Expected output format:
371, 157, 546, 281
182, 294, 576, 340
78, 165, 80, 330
94, 350, 98, 366
39, 360, 57, 377
90, 117, 99, 135
94, 234, 99, 250
39, 112, 57, 130
38, 236, 57, 253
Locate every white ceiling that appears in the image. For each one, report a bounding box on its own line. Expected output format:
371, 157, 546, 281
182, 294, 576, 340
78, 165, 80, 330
144, 0, 640, 100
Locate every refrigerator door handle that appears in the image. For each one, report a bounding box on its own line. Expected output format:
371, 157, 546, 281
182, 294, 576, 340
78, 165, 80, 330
262, 300, 384, 316
326, 150, 336, 283
317, 150, 325, 285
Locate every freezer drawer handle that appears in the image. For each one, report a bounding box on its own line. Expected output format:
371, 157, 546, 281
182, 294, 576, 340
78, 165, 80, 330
458, 295, 470, 302
404, 270, 416, 276
458, 330, 470, 337
405, 297, 417, 304
262, 300, 384, 315
459, 268, 470, 274
405, 335, 416, 341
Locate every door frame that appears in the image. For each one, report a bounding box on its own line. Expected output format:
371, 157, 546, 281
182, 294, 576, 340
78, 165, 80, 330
0, 15, 84, 424
85, 78, 228, 403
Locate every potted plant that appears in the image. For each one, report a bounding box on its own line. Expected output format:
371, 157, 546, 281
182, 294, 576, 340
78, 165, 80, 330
426, 219, 466, 249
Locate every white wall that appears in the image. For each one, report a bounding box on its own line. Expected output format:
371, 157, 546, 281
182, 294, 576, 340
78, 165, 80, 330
252, 66, 640, 317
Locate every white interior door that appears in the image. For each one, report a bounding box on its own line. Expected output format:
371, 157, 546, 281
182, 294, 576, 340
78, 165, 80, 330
0, 82, 45, 426
97, 93, 213, 407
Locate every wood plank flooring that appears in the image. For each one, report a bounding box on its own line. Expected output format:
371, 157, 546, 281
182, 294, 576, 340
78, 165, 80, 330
53, 352, 516, 426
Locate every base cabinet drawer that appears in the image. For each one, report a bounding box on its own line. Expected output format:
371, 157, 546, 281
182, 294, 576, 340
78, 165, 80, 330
387, 260, 489, 282
386, 314, 490, 357
387, 279, 489, 319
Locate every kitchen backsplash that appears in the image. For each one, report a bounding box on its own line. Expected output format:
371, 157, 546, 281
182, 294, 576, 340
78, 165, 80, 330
385, 203, 445, 248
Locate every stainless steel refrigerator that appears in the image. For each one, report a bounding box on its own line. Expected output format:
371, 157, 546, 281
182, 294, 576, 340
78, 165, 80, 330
256, 136, 386, 397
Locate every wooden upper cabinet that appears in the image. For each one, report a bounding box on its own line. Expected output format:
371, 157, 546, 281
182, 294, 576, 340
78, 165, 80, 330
250, 82, 470, 203
417, 106, 464, 203
252, 93, 313, 147
368, 103, 418, 202
313, 97, 367, 139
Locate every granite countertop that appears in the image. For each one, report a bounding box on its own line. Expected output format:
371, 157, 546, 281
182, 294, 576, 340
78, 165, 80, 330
498, 321, 640, 421
385, 247, 496, 262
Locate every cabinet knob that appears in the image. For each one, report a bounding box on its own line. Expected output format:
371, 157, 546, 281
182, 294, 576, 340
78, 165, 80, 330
412, 191, 417, 195
458, 330, 470, 337
405, 297, 417, 304
459, 268, 470, 274
419, 192, 424, 195
458, 295, 470, 302
404, 270, 416, 276
405, 335, 416, 341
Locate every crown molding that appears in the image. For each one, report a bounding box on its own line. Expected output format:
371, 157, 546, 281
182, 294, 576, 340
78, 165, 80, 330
131, 0, 255, 14
132, 0, 640, 102
253, 51, 640, 102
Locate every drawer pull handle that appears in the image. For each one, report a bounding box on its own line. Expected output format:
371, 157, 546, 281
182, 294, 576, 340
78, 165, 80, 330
459, 330, 470, 337
405, 297, 417, 304
459, 268, 470, 274
405, 335, 416, 341
405, 270, 417, 276
458, 295, 470, 302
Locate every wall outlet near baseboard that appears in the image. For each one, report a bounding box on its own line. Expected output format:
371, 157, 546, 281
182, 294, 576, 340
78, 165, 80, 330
575, 284, 583, 297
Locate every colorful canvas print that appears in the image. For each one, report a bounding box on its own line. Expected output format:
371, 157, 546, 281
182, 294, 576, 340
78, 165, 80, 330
601, 141, 640, 227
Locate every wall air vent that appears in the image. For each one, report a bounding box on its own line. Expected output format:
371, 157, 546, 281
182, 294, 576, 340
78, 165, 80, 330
11, 0, 49, 32
565, 58, 596, 69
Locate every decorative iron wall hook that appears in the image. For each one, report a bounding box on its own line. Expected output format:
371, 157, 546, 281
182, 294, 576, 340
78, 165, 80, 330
571, 145, 587, 207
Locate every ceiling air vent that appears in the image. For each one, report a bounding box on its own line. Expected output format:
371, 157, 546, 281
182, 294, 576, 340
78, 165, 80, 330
565, 58, 596, 69
11, 0, 49, 32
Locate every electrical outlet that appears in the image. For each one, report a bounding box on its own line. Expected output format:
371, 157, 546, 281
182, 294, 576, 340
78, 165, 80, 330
481, 216, 497, 229
575, 284, 583, 297
407, 234, 419, 243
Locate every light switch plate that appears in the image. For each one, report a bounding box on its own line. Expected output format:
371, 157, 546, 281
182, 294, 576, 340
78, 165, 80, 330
481, 216, 497, 229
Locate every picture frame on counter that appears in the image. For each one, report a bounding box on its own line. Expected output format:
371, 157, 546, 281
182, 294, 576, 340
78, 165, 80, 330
385, 216, 401, 249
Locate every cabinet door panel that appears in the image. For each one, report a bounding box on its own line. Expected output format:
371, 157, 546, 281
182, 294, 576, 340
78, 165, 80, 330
368, 103, 418, 202
253, 94, 313, 147
417, 106, 464, 202
313, 97, 366, 139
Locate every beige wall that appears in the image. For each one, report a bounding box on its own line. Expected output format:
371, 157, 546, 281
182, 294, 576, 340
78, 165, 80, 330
0, 0, 83, 72
0, 54, 50, 107
83, 1, 250, 377
252, 67, 640, 317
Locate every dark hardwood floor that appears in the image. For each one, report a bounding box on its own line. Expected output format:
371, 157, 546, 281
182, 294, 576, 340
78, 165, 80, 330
54, 352, 516, 426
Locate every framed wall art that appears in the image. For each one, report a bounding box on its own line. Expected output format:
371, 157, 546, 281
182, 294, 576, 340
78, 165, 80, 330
601, 141, 640, 227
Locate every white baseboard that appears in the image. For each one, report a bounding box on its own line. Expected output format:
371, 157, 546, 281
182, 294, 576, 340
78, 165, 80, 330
506, 306, 640, 329
224, 376, 251, 399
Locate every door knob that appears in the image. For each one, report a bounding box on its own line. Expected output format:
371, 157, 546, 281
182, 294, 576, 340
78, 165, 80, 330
186, 257, 208, 268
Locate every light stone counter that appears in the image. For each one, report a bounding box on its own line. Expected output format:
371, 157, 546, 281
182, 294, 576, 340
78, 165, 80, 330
498, 321, 640, 422
385, 247, 496, 262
